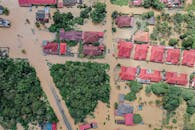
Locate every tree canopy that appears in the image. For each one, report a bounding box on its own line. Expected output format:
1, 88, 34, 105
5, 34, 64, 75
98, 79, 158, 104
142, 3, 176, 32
90, 2, 107, 23
50, 61, 110, 123
0, 58, 57, 129
125, 81, 143, 101
133, 114, 143, 124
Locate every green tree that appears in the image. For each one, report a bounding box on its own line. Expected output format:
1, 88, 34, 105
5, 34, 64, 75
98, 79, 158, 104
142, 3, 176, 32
168, 38, 178, 46
133, 114, 143, 124
90, 2, 107, 23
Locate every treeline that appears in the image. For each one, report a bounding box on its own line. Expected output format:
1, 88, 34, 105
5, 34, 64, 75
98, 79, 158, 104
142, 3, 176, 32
0, 58, 57, 129
148, 82, 195, 115
50, 61, 110, 123
49, 2, 107, 32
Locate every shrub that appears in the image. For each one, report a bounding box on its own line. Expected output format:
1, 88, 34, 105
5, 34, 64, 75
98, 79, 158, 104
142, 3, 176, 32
3, 7, 9, 16
168, 38, 178, 46
145, 85, 152, 94
112, 10, 119, 19
172, 119, 177, 124
125, 92, 137, 101
133, 114, 143, 124
112, 27, 117, 33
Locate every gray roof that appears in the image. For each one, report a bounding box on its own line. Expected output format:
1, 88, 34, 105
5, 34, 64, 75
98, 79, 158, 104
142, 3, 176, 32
118, 94, 125, 102
116, 103, 133, 116
63, 0, 76, 6
148, 16, 155, 25
0, 5, 4, 10
36, 10, 45, 19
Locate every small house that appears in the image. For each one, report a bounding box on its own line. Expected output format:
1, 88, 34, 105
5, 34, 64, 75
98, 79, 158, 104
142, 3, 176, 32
36, 8, 50, 23
79, 122, 97, 130
77, 0, 83, 4
63, 0, 77, 6
150, 46, 165, 63
134, 31, 150, 43
115, 103, 134, 116
18, 0, 57, 7
165, 48, 180, 65
134, 44, 149, 61
0, 5, 4, 15
115, 15, 134, 28
60, 29, 82, 41
182, 50, 195, 67
83, 31, 104, 44
119, 66, 137, 81
117, 40, 133, 58
83, 45, 104, 56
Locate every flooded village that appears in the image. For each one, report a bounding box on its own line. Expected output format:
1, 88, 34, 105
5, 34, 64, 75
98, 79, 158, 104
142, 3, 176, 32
0, 0, 195, 130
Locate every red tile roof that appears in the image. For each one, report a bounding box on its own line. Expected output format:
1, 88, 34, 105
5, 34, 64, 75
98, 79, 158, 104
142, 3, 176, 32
150, 46, 165, 63
139, 69, 162, 82
134, 44, 149, 60
134, 31, 149, 43
166, 72, 188, 85
52, 123, 57, 130
124, 113, 134, 126
115, 16, 134, 28
119, 66, 137, 81
18, 0, 56, 6
79, 122, 97, 130
79, 124, 91, 130
132, 0, 142, 5
166, 48, 180, 64
83, 45, 104, 56
83, 32, 104, 43
60, 43, 66, 55
60, 29, 82, 41
118, 40, 133, 58
43, 42, 59, 55
182, 50, 195, 67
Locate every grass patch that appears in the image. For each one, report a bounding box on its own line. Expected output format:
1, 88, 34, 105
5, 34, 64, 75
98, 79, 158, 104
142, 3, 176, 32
110, 0, 129, 6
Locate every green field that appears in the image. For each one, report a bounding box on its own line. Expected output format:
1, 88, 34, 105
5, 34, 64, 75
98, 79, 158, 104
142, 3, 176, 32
110, 0, 129, 6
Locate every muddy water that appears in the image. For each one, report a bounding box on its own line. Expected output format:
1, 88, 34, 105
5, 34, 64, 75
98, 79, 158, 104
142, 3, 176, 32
0, 0, 194, 130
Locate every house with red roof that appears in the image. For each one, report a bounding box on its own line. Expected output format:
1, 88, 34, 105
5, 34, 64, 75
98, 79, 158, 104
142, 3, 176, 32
150, 46, 165, 63
134, 44, 149, 60
124, 113, 134, 126
119, 66, 137, 81
60, 43, 67, 55
130, 0, 142, 6
118, 40, 133, 58
60, 29, 82, 41
83, 32, 104, 43
52, 123, 57, 130
79, 122, 97, 130
18, 0, 57, 7
134, 31, 149, 43
43, 42, 59, 55
165, 72, 188, 86
182, 50, 195, 67
165, 48, 180, 65
139, 69, 162, 82
115, 15, 134, 28
43, 42, 66, 55
83, 44, 104, 56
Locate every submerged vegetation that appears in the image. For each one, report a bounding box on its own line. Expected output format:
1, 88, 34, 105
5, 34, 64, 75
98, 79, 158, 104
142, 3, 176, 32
50, 61, 110, 123
0, 58, 57, 129
149, 82, 195, 116
125, 81, 143, 101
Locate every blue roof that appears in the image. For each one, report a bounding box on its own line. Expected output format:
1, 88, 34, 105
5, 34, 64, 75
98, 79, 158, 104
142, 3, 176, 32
46, 123, 52, 130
